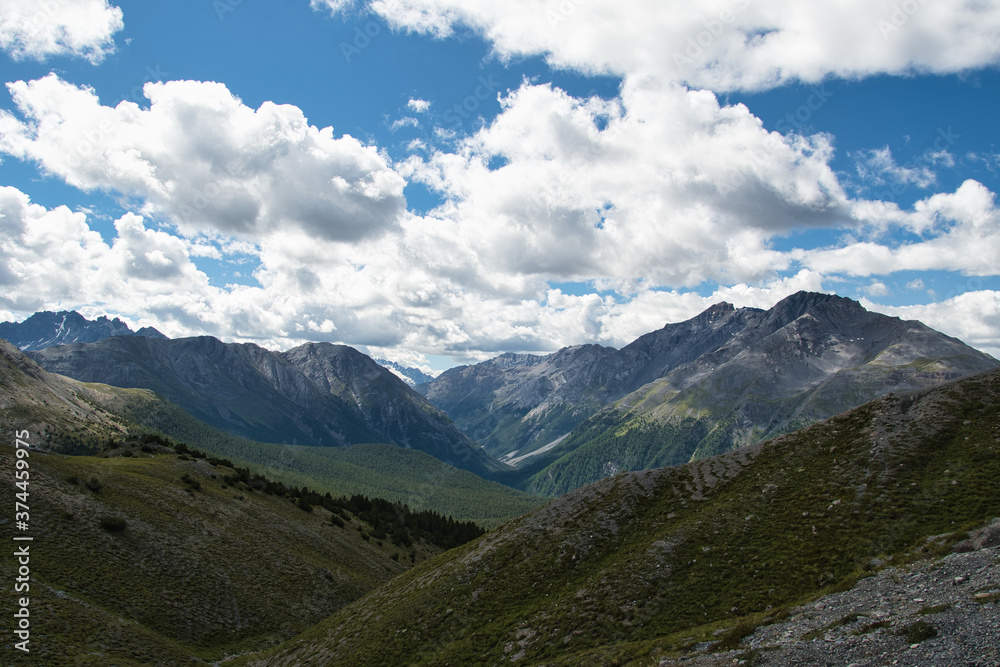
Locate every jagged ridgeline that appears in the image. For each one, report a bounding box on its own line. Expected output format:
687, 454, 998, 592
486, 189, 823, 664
236, 369, 1000, 666
0, 309, 166, 350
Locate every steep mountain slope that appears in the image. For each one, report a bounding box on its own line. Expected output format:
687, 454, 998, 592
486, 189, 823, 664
26, 335, 499, 476
239, 368, 1000, 666
0, 338, 130, 452
284, 342, 495, 473
422, 292, 997, 494
0, 310, 165, 350
421, 345, 620, 460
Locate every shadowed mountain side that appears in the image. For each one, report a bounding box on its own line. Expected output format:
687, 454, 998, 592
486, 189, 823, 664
1, 340, 540, 526
27, 335, 501, 477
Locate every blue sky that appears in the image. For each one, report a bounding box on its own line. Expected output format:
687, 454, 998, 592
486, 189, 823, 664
1, 0, 999, 371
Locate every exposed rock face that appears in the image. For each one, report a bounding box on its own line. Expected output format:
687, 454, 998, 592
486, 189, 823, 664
420, 291, 998, 493
0, 310, 166, 350
26, 336, 498, 475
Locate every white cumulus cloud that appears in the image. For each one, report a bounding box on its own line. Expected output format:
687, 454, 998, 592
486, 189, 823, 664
399, 78, 850, 288
365, 0, 1000, 91
0, 0, 123, 63
0, 75, 407, 243
868, 291, 1000, 360
407, 98, 431, 112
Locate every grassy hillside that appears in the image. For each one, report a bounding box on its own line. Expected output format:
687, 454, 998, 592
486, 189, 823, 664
236, 369, 1000, 666
0, 339, 130, 453
0, 442, 453, 665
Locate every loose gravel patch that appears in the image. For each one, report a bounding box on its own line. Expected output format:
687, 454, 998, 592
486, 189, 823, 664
661, 545, 1000, 666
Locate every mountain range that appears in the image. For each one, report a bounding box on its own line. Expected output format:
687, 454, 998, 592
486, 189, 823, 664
6, 292, 998, 498
2, 295, 999, 664
0, 339, 541, 526
26, 335, 499, 477
0, 309, 166, 350
420, 291, 998, 494
0, 308, 436, 389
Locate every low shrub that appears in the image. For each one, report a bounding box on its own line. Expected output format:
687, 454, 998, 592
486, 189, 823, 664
898, 620, 937, 643
99, 516, 127, 532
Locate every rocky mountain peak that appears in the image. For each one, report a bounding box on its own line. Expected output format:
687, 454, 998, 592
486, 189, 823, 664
0, 309, 167, 351
696, 300, 736, 321
769, 290, 854, 320
421, 291, 998, 493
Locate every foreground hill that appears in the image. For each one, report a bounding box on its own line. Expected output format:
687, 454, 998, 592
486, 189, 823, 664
28, 336, 501, 476
0, 339, 541, 526
422, 291, 997, 494
0, 440, 466, 665
241, 368, 1000, 666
